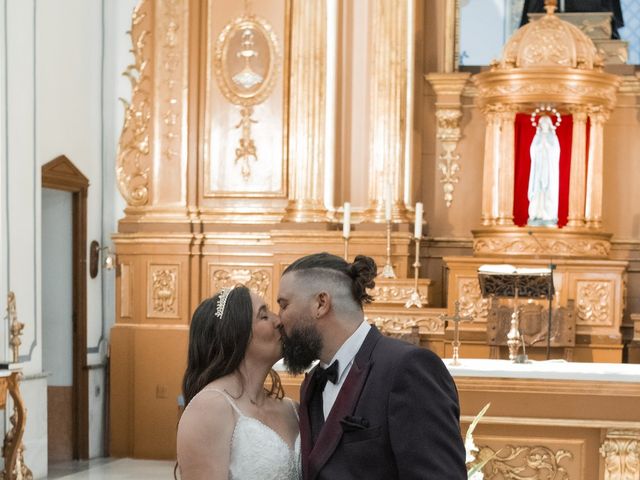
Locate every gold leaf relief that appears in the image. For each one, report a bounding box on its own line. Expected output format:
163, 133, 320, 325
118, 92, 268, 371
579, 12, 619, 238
117, 0, 152, 206
458, 278, 489, 321
576, 281, 610, 324
151, 267, 178, 316
211, 268, 271, 298
600, 429, 640, 480
475, 445, 573, 479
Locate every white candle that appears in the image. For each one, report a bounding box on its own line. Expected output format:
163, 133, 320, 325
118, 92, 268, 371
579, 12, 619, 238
342, 202, 351, 239
414, 202, 423, 238
384, 183, 392, 221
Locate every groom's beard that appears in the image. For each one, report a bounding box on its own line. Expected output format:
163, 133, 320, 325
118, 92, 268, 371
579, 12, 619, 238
281, 319, 323, 375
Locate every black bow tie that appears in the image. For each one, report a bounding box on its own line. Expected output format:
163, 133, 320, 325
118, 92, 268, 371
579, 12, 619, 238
315, 360, 339, 390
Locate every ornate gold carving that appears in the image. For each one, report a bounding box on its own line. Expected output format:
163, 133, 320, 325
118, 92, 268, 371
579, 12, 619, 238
435, 109, 463, 208
600, 429, 640, 480
117, 0, 151, 206
476, 81, 616, 105
458, 278, 489, 321
157, 0, 185, 166
149, 266, 178, 317
214, 12, 281, 182
1, 373, 31, 480
211, 268, 270, 298
500, 8, 601, 70
476, 444, 573, 479
473, 236, 610, 257
370, 285, 428, 305
6, 292, 24, 363
367, 315, 445, 335
576, 281, 610, 325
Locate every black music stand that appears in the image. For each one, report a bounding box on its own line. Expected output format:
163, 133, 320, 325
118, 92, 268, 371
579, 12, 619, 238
478, 265, 554, 361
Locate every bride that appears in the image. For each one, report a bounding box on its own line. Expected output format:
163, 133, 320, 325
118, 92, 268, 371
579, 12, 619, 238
177, 285, 301, 479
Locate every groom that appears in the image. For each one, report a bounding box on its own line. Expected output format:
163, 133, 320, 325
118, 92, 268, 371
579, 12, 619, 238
277, 252, 466, 479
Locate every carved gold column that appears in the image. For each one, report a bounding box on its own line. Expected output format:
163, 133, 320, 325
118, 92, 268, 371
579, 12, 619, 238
600, 429, 640, 480
480, 108, 499, 225
496, 108, 517, 226
364, 0, 411, 222
424, 73, 471, 208
567, 107, 588, 227
283, 0, 329, 222
585, 108, 608, 229
443, 0, 459, 73
117, 0, 190, 221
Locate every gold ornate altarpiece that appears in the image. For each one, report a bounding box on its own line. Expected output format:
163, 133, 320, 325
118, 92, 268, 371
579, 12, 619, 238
112, 0, 427, 459
435, 3, 628, 363
111, 0, 636, 472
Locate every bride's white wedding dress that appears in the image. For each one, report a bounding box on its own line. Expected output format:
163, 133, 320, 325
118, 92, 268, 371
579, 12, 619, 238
204, 389, 301, 480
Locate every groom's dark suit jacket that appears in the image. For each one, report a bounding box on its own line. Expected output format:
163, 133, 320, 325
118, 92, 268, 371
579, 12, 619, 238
299, 326, 466, 479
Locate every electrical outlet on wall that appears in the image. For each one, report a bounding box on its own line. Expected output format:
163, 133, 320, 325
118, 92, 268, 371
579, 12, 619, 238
156, 384, 168, 399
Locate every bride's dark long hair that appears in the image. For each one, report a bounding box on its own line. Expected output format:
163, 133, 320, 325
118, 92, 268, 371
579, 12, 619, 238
176, 286, 284, 479
181, 285, 284, 409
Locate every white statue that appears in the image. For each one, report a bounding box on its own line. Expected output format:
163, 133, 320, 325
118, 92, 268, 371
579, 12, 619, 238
528, 115, 560, 226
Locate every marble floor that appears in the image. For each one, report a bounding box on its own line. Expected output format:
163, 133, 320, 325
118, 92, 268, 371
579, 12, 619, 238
47, 458, 175, 479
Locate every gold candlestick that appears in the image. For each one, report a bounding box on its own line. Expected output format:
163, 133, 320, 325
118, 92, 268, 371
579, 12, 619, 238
405, 236, 422, 308
381, 220, 396, 278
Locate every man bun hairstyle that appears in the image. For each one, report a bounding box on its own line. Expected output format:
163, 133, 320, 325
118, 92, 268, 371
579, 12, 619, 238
348, 255, 377, 305
283, 252, 377, 307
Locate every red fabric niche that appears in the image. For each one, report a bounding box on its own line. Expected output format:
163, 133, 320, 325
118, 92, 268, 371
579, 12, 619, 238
513, 113, 577, 227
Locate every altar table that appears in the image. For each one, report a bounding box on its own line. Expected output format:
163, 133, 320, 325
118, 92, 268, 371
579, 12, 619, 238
276, 358, 640, 480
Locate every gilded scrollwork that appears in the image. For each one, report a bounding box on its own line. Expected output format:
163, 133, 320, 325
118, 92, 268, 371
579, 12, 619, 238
211, 268, 271, 298
499, 7, 601, 70
370, 285, 428, 305
458, 278, 489, 321
157, 0, 185, 165
366, 315, 444, 336
150, 266, 178, 316
474, 444, 573, 479
117, 0, 152, 206
436, 109, 463, 208
600, 429, 640, 480
476, 82, 616, 105
473, 236, 610, 258
576, 281, 610, 325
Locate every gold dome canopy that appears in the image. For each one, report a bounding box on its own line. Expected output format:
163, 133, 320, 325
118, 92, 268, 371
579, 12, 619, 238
496, 1, 603, 71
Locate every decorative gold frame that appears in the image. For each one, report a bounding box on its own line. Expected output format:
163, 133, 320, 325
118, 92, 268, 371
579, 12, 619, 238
202, 0, 291, 200
214, 15, 281, 106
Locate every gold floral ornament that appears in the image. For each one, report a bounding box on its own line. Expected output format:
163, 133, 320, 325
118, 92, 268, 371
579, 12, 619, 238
117, 1, 151, 206
214, 10, 281, 181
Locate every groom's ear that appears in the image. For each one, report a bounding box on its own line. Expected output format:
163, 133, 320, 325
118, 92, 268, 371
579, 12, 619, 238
314, 291, 331, 318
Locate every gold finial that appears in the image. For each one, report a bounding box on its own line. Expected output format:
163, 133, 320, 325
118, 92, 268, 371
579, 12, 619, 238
544, 0, 558, 14
7, 291, 24, 363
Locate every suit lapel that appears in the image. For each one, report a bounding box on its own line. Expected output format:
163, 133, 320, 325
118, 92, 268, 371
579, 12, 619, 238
299, 370, 315, 480
307, 327, 382, 480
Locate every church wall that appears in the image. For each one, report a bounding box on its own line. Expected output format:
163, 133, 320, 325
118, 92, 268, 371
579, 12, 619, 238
0, 0, 136, 474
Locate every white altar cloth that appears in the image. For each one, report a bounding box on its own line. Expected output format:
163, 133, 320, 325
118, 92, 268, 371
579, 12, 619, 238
446, 358, 640, 383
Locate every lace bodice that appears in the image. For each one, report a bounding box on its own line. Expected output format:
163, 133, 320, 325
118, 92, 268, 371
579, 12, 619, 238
204, 389, 301, 480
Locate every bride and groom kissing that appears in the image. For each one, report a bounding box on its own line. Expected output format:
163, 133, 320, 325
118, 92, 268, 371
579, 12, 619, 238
177, 252, 467, 479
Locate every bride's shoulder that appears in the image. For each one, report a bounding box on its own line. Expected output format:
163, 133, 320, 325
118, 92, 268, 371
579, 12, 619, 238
179, 387, 234, 430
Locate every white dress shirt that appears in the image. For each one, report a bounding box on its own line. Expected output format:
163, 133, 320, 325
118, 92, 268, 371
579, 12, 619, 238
321, 320, 371, 419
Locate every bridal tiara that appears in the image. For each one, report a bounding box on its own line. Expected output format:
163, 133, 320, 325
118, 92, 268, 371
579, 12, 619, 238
215, 287, 233, 319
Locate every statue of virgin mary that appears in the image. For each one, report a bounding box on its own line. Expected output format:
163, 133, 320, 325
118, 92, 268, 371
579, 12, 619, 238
528, 115, 560, 226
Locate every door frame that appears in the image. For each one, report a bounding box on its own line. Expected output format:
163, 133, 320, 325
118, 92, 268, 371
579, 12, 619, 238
41, 155, 89, 460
